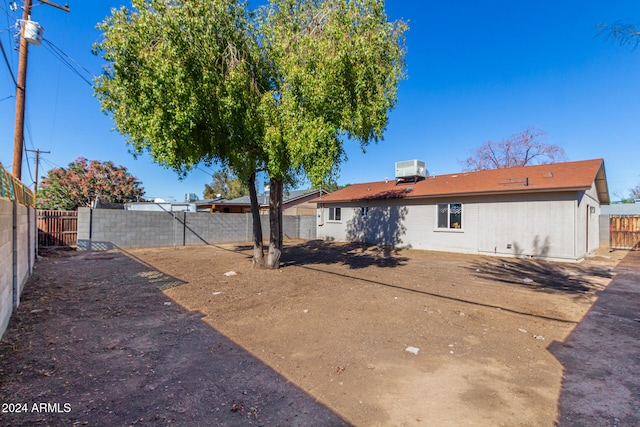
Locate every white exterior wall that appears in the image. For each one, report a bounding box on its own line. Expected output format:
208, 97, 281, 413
577, 183, 601, 258
318, 189, 599, 262
475, 193, 578, 261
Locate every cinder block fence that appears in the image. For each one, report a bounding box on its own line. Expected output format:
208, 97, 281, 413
77, 207, 316, 250
0, 199, 36, 340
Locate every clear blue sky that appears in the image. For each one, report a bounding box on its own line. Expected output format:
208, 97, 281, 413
0, 1, 639, 202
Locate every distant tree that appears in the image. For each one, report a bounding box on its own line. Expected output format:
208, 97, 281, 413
462, 127, 567, 171
37, 157, 144, 210
597, 20, 640, 50
316, 179, 351, 193
631, 184, 640, 200
204, 169, 248, 200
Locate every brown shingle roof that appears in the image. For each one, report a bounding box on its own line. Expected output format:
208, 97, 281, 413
313, 159, 609, 204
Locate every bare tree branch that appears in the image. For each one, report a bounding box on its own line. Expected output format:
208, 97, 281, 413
463, 127, 567, 171
597, 20, 640, 50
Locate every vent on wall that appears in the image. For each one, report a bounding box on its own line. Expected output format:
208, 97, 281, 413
395, 160, 426, 180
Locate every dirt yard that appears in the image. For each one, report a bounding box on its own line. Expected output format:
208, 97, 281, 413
0, 240, 626, 426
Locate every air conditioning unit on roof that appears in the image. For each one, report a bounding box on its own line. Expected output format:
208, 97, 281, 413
395, 160, 426, 179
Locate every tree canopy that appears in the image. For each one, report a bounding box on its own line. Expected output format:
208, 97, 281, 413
37, 157, 144, 210
462, 127, 567, 171
94, 0, 407, 267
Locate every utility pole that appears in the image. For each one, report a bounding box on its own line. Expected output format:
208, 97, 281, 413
25, 148, 50, 198
12, 0, 32, 180
11, 0, 70, 180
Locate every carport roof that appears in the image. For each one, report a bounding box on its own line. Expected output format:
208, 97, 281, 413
313, 159, 610, 205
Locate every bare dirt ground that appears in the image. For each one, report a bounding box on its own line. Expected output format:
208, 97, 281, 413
0, 240, 633, 426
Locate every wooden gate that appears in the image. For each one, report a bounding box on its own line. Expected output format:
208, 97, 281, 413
37, 210, 78, 248
610, 215, 640, 250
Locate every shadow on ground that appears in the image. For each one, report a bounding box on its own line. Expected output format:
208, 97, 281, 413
550, 250, 640, 426
467, 257, 613, 296
0, 250, 348, 427
281, 239, 409, 269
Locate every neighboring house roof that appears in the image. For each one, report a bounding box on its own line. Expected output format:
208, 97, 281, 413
313, 159, 610, 205
602, 203, 640, 215
217, 188, 328, 207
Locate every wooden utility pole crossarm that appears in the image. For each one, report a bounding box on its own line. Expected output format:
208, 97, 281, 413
38, 0, 70, 12
25, 148, 50, 200
11, 0, 69, 180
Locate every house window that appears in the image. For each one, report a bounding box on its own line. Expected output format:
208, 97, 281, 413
329, 207, 341, 221
437, 203, 462, 229
360, 206, 370, 218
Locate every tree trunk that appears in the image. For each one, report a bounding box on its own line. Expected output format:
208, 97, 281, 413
266, 178, 283, 269
247, 172, 264, 268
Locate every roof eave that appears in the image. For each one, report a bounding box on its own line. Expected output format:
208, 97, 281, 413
315, 186, 597, 204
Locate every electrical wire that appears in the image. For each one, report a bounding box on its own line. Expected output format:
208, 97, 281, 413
0, 38, 16, 86
40, 156, 63, 169
23, 102, 36, 187
21, 139, 34, 186
1, 1, 17, 72
47, 12, 67, 153
197, 166, 215, 176
41, 38, 94, 87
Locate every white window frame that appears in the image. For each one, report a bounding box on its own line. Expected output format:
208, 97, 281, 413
360, 206, 370, 218
436, 202, 463, 230
328, 206, 342, 222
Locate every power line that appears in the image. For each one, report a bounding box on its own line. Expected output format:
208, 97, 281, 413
1, 1, 17, 73
40, 156, 63, 169
21, 140, 34, 185
42, 38, 93, 86
11, 0, 70, 180
197, 166, 215, 176
0, 38, 17, 86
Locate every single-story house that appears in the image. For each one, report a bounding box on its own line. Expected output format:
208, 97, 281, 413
313, 159, 610, 263
208, 188, 328, 215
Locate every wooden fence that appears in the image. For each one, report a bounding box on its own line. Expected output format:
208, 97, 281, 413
610, 215, 640, 250
37, 210, 78, 248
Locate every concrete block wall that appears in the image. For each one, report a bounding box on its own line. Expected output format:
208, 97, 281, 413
14, 204, 34, 300
78, 208, 316, 250
0, 199, 36, 340
0, 199, 13, 339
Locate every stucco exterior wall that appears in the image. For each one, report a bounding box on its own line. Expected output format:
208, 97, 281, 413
317, 190, 598, 263
580, 183, 602, 257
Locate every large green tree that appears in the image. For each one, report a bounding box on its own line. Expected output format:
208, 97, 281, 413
257, 0, 407, 266
94, 0, 406, 268
94, 0, 269, 265
37, 157, 144, 210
